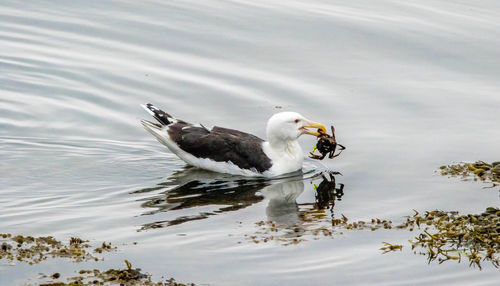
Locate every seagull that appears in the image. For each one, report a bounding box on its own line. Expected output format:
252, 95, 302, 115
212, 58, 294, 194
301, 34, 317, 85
141, 103, 326, 177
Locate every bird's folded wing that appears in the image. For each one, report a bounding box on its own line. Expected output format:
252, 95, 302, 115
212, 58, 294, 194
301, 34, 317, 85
168, 124, 272, 173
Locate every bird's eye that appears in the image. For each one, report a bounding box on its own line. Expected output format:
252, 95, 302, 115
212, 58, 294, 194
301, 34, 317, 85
294, 119, 300, 124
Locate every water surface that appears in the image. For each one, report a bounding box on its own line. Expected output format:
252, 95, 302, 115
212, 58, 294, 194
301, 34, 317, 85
1, 0, 499, 285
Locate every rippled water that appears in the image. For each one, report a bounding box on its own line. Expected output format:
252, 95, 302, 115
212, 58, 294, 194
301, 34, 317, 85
1, 0, 500, 285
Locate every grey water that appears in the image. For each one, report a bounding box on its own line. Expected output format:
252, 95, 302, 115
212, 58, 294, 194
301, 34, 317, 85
1, 0, 499, 285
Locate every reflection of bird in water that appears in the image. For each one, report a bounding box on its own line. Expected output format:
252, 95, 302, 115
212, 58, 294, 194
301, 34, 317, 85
141, 103, 327, 177
262, 180, 304, 226
254, 173, 346, 242
313, 172, 344, 217
134, 167, 269, 229
134, 167, 345, 235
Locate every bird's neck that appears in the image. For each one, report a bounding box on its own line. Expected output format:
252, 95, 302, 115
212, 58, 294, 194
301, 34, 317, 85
263, 138, 304, 175
267, 138, 303, 158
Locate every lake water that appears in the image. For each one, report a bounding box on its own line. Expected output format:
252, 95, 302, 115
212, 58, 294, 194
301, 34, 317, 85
1, 0, 499, 285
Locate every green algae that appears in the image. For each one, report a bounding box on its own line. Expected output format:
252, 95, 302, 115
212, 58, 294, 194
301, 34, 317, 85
0, 234, 115, 265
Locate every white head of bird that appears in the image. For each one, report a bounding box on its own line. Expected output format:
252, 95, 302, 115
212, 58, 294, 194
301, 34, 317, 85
266, 112, 326, 149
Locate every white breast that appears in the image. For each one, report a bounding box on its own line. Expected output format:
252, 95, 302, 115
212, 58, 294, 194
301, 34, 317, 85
262, 141, 304, 176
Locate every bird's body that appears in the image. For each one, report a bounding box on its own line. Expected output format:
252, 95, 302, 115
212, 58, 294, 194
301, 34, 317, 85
141, 104, 325, 177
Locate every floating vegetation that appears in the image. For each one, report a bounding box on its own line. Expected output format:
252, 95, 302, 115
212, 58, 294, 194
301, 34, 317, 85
94, 241, 114, 254
239, 170, 499, 268
39, 260, 194, 286
246, 173, 390, 245
245, 173, 347, 246
380, 242, 403, 254
404, 208, 500, 269
248, 218, 326, 246
0, 234, 115, 265
246, 207, 500, 269
248, 211, 394, 245
439, 161, 500, 189
0, 235, 190, 285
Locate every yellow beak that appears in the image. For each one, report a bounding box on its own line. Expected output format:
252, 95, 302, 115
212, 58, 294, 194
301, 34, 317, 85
301, 120, 327, 137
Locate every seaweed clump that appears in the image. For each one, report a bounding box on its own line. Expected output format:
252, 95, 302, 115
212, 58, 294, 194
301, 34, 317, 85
0, 234, 189, 285
380, 242, 403, 254
247, 211, 394, 245
0, 234, 115, 265
246, 207, 500, 269
404, 208, 500, 269
40, 260, 194, 286
440, 161, 500, 189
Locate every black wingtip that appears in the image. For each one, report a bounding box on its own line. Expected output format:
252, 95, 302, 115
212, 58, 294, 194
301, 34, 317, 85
141, 103, 171, 125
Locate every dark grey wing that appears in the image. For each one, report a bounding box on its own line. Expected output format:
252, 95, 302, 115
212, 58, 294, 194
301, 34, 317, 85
167, 124, 272, 173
